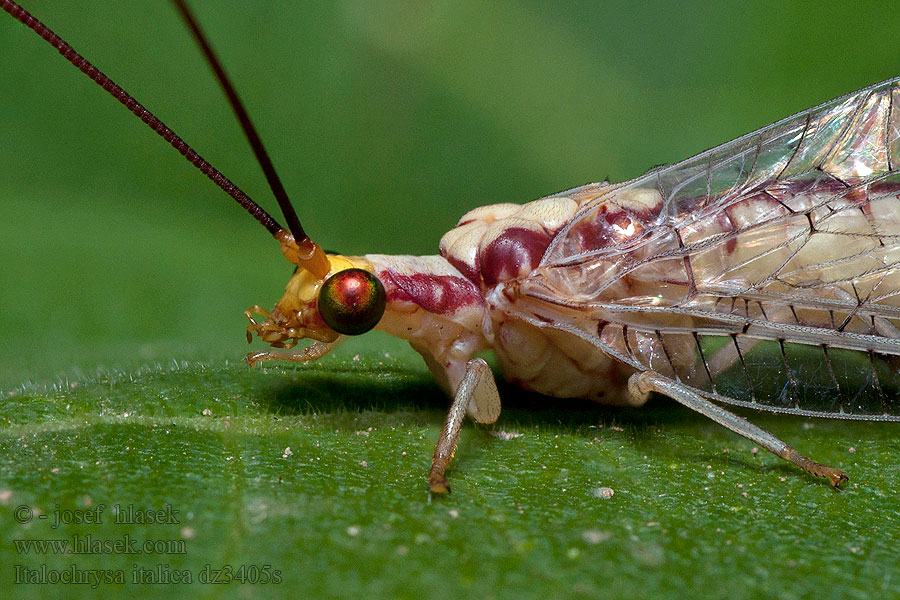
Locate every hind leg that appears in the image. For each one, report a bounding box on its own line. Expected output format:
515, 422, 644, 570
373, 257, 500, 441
629, 371, 847, 488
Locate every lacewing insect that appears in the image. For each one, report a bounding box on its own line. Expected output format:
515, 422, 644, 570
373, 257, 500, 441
6, 1, 900, 494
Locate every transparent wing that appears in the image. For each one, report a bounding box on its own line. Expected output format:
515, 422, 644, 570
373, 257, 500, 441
544, 76, 900, 267
526, 77, 900, 419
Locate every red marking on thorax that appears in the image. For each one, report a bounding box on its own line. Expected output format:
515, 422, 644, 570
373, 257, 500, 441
480, 227, 552, 286
444, 254, 481, 285
379, 271, 483, 314
570, 205, 656, 254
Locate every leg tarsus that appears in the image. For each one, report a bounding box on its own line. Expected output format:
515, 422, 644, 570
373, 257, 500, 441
427, 358, 500, 494
245, 340, 343, 367
781, 447, 848, 489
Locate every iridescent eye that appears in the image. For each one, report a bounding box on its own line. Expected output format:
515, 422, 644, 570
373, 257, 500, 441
317, 268, 386, 335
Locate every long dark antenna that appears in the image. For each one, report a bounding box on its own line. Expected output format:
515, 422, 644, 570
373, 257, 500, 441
171, 0, 309, 247
2, 0, 330, 278
1, 0, 282, 235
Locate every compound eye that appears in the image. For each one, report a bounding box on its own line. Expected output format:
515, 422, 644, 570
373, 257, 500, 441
317, 268, 386, 335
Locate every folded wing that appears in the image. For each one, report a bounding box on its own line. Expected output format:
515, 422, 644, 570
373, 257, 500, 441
526, 77, 900, 419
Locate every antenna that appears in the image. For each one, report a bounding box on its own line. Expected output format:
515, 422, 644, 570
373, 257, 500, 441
171, 1, 311, 253
1, 0, 329, 278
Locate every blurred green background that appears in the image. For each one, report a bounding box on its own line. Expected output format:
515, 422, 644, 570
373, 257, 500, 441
2, 0, 897, 386
1, 1, 899, 599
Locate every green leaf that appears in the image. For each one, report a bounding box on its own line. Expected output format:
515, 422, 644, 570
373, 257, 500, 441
3, 343, 899, 599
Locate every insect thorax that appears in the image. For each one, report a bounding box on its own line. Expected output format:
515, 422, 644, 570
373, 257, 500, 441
365, 189, 643, 405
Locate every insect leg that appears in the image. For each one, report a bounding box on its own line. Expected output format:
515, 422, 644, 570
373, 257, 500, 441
245, 341, 341, 367
428, 358, 501, 494
628, 371, 848, 488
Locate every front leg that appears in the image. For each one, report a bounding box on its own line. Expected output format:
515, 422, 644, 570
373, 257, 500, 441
428, 358, 501, 494
245, 340, 342, 367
